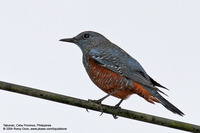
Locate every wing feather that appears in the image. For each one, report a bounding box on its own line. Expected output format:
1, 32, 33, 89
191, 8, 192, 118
89, 46, 166, 93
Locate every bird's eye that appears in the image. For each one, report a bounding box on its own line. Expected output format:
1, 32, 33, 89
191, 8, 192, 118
83, 33, 90, 39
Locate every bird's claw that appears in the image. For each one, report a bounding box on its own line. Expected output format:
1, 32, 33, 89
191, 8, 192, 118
112, 104, 122, 119
99, 104, 104, 116
88, 99, 104, 116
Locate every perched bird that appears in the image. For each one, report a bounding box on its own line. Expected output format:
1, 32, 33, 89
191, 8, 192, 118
60, 31, 184, 116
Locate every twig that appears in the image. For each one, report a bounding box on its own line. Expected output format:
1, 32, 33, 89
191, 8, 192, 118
0, 80, 199, 133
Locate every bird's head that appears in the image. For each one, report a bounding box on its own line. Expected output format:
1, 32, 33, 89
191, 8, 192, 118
59, 31, 110, 52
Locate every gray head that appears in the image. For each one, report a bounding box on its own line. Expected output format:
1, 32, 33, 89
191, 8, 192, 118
59, 31, 110, 52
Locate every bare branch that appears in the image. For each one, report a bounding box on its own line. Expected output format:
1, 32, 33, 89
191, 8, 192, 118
0, 80, 199, 133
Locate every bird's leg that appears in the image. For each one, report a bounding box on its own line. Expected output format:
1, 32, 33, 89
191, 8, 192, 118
112, 99, 123, 119
115, 99, 124, 107
111, 87, 124, 119
89, 91, 115, 103
88, 91, 115, 116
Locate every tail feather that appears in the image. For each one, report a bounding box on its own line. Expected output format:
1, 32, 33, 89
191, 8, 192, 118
148, 76, 169, 90
144, 86, 185, 116
154, 91, 184, 116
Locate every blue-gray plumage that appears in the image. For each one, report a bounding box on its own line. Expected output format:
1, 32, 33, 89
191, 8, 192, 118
60, 31, 184, 116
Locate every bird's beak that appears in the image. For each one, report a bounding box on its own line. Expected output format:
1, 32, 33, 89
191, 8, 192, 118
59, 37, 76, 43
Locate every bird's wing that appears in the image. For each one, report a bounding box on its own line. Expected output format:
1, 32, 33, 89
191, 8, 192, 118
89, 47, 167, 94
89, 48, 155, 88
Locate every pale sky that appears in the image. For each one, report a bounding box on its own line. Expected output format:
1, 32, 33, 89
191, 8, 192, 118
0, 1, 200, 133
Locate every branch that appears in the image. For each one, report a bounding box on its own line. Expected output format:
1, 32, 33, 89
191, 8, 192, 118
0, 81, 199, 133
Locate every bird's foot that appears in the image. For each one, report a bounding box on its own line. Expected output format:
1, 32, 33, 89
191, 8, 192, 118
112, 103, 122, 119
111, 99, 123, 119
88, 99, 104, 116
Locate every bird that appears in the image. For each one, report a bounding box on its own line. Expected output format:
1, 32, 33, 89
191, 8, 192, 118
59, 31, 184, 117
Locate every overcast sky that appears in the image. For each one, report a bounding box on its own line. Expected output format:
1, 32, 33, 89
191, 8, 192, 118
0, 1, 199, 133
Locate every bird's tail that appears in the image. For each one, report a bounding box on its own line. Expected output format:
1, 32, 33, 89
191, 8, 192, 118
145, 87, 185, 116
